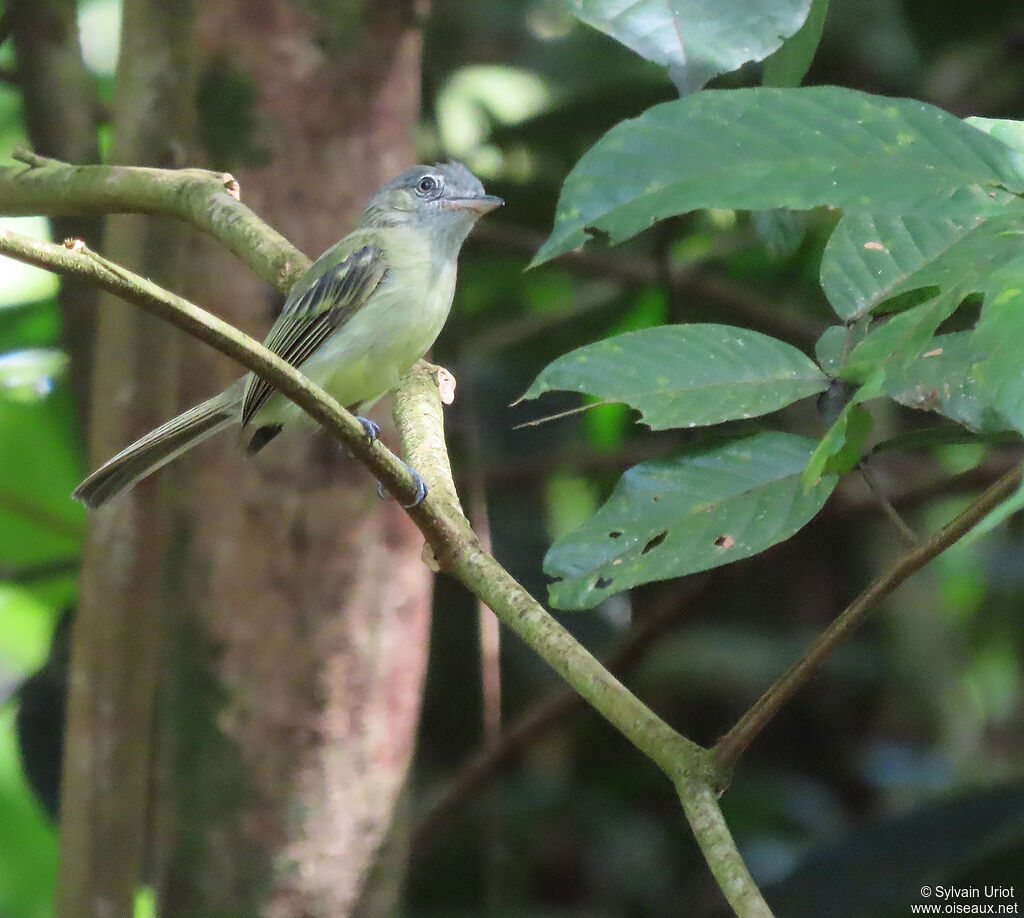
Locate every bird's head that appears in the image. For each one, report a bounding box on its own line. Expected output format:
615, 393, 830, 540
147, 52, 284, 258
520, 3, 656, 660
362, 162, 503, 250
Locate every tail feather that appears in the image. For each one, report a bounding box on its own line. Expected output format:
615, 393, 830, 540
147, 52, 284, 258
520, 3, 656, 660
72, 387, 242, 509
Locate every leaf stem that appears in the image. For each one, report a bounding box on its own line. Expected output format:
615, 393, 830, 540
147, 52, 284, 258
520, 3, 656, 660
858, 461, 919, 546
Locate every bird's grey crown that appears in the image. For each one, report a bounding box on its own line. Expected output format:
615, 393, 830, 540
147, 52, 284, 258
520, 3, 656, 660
379, 161, 486, 201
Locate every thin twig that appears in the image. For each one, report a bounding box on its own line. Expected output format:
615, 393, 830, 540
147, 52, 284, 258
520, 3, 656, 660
713, 463, 1023, 776
857, 461, 919, 546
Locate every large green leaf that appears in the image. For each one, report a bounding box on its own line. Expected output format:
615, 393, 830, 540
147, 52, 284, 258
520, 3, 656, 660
544, 432, 837, 609
820, 212, 1024, 320
520, 324, 828, 430
569, 0, 813, 94
533, 87, 1024, 266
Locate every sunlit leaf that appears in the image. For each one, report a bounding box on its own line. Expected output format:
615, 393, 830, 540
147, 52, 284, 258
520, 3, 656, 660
533, 87, 1024, 266
544, 433, 837, 609
570, 0, 813, 94
521, 324, 828, 430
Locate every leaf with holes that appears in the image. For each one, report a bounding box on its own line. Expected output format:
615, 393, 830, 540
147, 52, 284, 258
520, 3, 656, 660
820, 212, 1024, 321
533, 87, 1024, 266
570, 0, 813, 94
520, 324, 828, 430
544, 432, 837, 609
883, 332, 1005, 433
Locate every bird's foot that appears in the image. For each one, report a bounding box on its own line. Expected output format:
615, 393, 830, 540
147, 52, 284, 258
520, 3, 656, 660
356, 415, 381, 443
376, 462, 428, 508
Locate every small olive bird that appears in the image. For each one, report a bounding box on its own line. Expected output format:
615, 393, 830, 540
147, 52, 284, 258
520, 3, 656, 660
73, 162, 502, 509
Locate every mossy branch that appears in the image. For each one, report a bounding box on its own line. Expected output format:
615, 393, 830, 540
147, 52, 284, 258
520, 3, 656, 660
0, 149, 307, 289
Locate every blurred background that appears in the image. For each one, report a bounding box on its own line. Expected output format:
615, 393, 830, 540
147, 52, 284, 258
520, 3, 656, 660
1, 0, 1023, 916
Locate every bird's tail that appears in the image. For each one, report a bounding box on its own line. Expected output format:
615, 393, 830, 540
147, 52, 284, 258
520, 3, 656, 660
72, 385, 243, 509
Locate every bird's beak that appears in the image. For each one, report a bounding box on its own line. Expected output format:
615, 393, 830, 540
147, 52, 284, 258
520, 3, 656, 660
444, 194, 504, 215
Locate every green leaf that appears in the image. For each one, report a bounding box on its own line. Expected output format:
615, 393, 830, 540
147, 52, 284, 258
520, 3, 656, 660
883, 332, 1006, 433
842, 291, 963, 383
569, 0, 813, 94
965, 115, 1024, 158
820, 212, 1024, 321
813, 322, 868, 375
520, 324, 828, 430
803, 401, 872, 488
972, 282, 1024, 433
533, 87, 1024, 266
544, 432, 837, 609
762, 0, 829, 87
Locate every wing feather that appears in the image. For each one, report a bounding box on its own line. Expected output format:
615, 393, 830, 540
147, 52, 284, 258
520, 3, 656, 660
242, 244, 387, 427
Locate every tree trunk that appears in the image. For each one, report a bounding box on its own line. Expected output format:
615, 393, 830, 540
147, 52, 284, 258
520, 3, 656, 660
58, 2, 430, 916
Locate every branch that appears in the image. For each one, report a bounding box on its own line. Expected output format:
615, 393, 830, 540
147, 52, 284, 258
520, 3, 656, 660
0, 150, 308, 291
713, 462, 1023, 775
857, 461, 919, 546
0, 225, 772, 917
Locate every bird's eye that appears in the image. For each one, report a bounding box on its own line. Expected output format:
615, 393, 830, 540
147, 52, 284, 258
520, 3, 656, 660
416, 175, 440, 196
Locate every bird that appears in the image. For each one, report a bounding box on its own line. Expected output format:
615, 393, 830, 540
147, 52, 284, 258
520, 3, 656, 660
72, 161, 502, 509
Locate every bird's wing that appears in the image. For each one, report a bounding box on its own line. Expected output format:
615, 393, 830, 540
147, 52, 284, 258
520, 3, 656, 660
241, 243, 388, 427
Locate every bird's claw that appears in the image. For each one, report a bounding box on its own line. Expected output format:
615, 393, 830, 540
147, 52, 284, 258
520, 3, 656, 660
376, 462, 428, 508
357, 416, 381, 443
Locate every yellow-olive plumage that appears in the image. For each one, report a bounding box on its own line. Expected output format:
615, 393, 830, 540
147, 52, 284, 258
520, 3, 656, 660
73, 162, 501, 508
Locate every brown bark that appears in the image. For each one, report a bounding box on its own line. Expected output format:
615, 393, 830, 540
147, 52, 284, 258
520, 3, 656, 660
57, 1, 430, 916
160, 2, 431, 916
